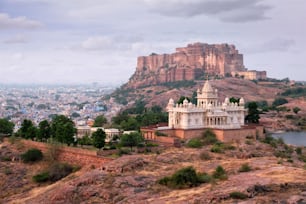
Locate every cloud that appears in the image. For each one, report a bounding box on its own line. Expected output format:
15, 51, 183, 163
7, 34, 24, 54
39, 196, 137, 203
244, 38, 295, 54
263, 38, 295, 52
3, 34, 28, 44
145, 0, 272, 22
0, 13, 43, 30
81, 36, 113, 50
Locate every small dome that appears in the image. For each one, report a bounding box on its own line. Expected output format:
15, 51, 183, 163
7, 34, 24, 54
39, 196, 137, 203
183, 98, 189, 105
224, 97, 229, 104
168, 98, 174, 104
239, 97, 245, 105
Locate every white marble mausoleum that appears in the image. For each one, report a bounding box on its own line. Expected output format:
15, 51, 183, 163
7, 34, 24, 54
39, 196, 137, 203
167, 80, 246, 130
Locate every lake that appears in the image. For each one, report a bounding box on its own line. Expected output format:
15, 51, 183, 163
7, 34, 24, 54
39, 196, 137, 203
272, 132, 306, 146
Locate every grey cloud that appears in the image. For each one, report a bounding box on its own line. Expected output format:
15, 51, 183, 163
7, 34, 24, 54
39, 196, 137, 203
0, 13, 43, 29
3, 34, 28, 44
244, 38, 295, 54
146, 0, 272, 22
263, 39, 295, 52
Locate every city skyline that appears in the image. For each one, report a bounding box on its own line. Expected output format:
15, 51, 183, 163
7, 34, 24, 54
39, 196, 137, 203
0, 0, 305, 84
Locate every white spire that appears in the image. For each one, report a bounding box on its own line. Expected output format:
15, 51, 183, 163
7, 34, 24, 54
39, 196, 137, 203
202, 80, 214, 93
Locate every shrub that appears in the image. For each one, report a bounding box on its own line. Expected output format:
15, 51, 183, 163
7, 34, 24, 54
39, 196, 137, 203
296, 147, 302, 155
158, 166, 204, 189
146, 142, 159, 147
238, 163, 252, 172
272, 98, 288, 107
199, 151, 211, 160
197, 173, 212, 183
168, 166, 200, 188
298, 154, 306, 162
229, 191, 248, 199
155, 131, 167, 136
212, 165, 227, 180
48, 163, 73, 182
187, 138, 203, 148
287, 159, 293, 163
33, 172, 49, 183
118, 148, 130, 156
202, 129, 219, 145
245, 140, 253, 145
21, 148, 43, 163
211, 142, 224, 153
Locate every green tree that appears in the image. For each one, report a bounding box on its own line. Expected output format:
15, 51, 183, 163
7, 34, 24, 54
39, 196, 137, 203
51, 115, 76, 146
293, 107, 301, 114
245, 102, 260, 124
18, 119, 37, 140
120, 132, 144, 151
112, 112, 129, 125
37, 120, 51, 141
78, 134, 92, 146
93, 115, 107, 127
92, 128, 106, 149
120, 117, 139, 130
71, 112, 80, 118
0, 118, 14, 135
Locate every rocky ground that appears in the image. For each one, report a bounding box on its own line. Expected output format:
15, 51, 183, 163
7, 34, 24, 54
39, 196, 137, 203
1, 137, 306, 204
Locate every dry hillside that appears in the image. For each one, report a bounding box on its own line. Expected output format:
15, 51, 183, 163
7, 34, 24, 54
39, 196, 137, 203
1, 137, 306, 203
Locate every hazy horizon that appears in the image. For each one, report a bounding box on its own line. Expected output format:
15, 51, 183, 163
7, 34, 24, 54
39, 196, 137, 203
0, 0, 305, 84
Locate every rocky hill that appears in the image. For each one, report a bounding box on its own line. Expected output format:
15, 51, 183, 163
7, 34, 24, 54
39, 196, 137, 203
1, 137, 306, 203
127, 42, 245, 88
112, 78, 283, 108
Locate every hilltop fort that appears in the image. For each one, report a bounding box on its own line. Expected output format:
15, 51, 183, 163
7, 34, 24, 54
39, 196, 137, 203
127, 42, 266, 88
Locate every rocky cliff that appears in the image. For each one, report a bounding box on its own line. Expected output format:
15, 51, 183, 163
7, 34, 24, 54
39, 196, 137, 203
128, 42, 246, 88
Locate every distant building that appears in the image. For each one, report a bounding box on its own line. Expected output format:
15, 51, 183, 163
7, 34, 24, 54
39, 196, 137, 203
231, 70, 267, 80
104, 128, 120, 142
76, 126, 120, 143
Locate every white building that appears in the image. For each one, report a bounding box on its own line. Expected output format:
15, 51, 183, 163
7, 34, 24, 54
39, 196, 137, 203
167, 80, 246, 130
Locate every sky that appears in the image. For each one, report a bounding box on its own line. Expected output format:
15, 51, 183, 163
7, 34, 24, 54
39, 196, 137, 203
0, 0, 305, 85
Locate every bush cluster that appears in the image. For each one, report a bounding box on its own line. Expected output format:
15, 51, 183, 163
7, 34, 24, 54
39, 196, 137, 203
158, 165, 228, 189
261, 135, 284, 148
186, 129, 219, 149
238, 163, 252, 172
21, 148, 43, 163
202, 129, 219, 145
158, 166, 208, 189
212, 165, 227, 180
32, 162, 74, 183
211, 142, 235, 153
229, 191, 248, 199
187, 138, 203, 148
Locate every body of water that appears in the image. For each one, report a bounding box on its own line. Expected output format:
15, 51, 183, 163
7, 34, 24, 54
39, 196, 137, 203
272, 132, 306, 146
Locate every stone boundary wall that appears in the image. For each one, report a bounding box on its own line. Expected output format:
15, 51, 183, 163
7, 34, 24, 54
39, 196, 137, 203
20, 139, 113, 167
141, 125, 264, 145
